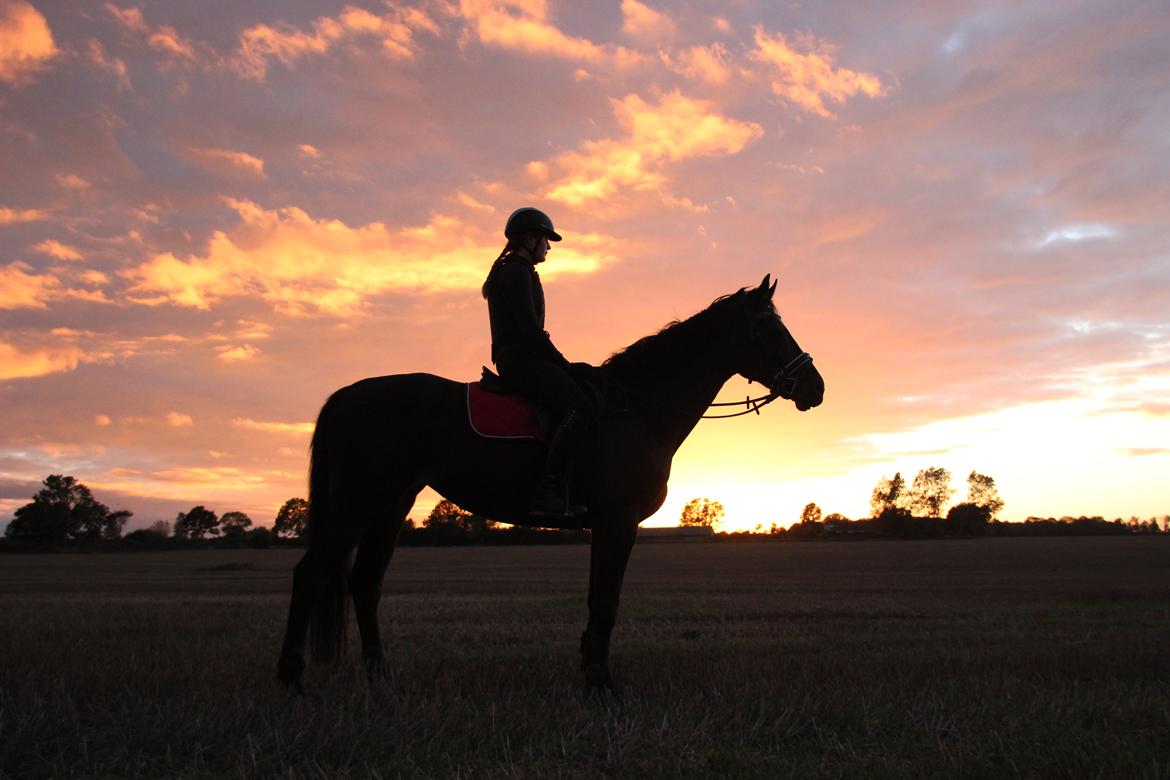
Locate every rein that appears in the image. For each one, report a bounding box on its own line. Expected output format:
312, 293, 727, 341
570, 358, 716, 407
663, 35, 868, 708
700, 351, 813, 419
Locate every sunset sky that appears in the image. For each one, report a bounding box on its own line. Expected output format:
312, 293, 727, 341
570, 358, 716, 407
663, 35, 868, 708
2, 0, 1168, 533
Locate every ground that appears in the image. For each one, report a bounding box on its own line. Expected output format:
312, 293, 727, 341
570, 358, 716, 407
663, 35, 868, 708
1, 538, 1168, 778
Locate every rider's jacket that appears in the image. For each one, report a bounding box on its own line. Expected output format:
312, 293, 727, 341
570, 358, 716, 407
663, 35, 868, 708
483, 257, 569, 367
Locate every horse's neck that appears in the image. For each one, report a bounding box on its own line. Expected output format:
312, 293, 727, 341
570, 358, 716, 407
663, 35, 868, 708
619, 336, 734, 454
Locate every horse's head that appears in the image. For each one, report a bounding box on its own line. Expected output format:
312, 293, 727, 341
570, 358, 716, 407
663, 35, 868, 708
731, 275, 824, 412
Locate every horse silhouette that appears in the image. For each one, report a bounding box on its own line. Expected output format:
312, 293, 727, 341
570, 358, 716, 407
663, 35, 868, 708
278, 275, 824, 692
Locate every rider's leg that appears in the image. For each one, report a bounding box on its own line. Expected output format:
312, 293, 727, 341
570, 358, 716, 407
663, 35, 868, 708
497, 359, 594, 517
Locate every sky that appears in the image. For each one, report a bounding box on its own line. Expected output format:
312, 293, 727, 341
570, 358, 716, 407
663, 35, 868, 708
1, 0, 1168, 533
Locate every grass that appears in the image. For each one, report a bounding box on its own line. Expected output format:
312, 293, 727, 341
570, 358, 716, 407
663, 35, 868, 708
1, 538, 1169, 778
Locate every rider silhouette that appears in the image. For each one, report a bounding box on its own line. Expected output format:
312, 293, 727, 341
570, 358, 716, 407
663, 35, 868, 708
482, 207, 593, 518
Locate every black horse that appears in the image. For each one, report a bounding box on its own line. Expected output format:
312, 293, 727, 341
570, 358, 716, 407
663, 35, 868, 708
278, 275, 824, 692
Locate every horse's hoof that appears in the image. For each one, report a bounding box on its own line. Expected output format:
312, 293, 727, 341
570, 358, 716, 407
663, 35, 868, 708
583, 663, 610, 689
365, 655, 387, 682
277, 656, 306, 695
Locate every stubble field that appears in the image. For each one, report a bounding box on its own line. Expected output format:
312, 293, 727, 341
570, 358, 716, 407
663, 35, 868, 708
1, 537, 1169, 779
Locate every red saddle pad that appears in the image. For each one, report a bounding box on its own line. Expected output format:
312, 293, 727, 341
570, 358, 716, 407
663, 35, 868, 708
466, 383, 542, 440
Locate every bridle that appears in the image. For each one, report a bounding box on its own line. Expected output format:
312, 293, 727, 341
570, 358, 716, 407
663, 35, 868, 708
701, 350, 813, 419
701, 304, 814, 420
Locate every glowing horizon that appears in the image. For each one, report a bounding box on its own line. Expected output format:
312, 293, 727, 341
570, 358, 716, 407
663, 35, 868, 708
2, 1, 1168, 533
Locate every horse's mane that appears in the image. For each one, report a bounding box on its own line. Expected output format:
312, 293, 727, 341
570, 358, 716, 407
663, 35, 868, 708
602, 289, 750, 380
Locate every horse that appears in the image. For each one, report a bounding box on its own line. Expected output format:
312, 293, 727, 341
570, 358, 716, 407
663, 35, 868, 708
277, 275, 824, 693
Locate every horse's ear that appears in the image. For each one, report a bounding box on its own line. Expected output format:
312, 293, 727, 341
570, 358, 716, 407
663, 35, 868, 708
758, 274, 771, 292
769, 277, 778, 298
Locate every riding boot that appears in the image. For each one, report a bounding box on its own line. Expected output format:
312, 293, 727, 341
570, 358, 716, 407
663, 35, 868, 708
529, 410, 588, 518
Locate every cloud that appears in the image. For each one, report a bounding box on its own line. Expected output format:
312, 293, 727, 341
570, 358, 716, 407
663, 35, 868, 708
542, 90, 763, 207
458, 0, 643, 66
621, 0, 676, 43
85, 38, 130, 90
105, 3, 198, 66
33, 239, 82, 261
190, 147, 266, 177
751, 27, 885, 117
124, 198, 617, 314
216, 344, 261, 362
0, 339, 87, 380
165, 411, 193, 427
0, 0, 57, 85
232, 417, 315, 435
0, 261, 58, 309
0, 262, 112, 309
0, 206, 50, 224
661, 43, 734, 85
232, 4, 433, 79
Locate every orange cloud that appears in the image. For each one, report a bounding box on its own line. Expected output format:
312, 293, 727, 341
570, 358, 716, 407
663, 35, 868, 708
190, 146, 266, 177
33, 239, 82, 261
124, 199, 617, 315
0, 0, 57, 85
751, 27, 884, 117
0, 261, 57, 309
216, 344, 261, 362
165, 411, 193, 427
661, 43, 735, 85
0, 262, 111, 308
232, 417, 315, 435
543, 90, 763, 207
233, 5, 432, 79
0, 206, 50, 224
459, 0, 643, 66
621, 0, 675, 43
0, 339, 86, 380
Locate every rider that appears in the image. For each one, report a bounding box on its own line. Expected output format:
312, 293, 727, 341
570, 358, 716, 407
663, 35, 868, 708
482, 207, 593, 518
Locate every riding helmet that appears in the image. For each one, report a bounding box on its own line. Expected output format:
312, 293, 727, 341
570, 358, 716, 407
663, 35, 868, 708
504, 207, 562, 242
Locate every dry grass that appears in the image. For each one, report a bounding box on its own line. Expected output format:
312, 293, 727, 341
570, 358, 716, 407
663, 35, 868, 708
1, 538, 1169, 778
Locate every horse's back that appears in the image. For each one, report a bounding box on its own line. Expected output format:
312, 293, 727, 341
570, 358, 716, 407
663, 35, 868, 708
316, 373, 464, 440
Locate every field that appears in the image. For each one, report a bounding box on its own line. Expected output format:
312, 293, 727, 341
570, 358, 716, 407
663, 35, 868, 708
1, 538, 1169, 779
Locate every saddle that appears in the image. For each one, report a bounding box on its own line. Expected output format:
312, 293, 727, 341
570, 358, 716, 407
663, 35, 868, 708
466, 368, 545, 441
466, 366, 612, 441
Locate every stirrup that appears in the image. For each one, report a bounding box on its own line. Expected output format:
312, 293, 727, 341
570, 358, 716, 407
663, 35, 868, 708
529, 479, 586, 518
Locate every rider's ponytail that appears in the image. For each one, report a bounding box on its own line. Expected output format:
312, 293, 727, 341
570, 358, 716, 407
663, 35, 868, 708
482, 241, 516, 298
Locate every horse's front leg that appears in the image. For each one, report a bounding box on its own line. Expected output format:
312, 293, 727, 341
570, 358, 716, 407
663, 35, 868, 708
580, 515, 637, 689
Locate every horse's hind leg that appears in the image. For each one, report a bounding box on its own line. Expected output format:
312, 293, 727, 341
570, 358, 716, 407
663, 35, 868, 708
350, 487, 419, 679
278, 532, 353, 694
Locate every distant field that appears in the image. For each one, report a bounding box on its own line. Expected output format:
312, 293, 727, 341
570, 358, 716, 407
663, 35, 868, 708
2, 538, 1169, 778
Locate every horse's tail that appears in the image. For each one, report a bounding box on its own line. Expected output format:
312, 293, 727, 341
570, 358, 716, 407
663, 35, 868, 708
307, 401, 349, 663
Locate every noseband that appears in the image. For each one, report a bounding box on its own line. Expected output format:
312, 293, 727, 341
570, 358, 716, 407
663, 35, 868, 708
702, 350, 814, 419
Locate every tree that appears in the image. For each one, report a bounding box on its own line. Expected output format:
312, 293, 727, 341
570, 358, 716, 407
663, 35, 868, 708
147, 520, 171, 537
274, 498, 309, 539
4, 475, 131, 545
422, 500, 494, 532
946, 503, 991, 536
680, 498, 725, 530
870, 472, 904, 517
904, 467, 953, 518
965, 471, 1004, 519
220, 511, 253, 539
174, 506, 219, 540
424, 499, 470, 529
799, 502, 823, 525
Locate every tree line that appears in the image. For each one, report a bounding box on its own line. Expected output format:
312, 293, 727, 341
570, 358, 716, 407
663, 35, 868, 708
3, 471, 1166, 551
678, 468, 1168, 539
1, 475, 310, 550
